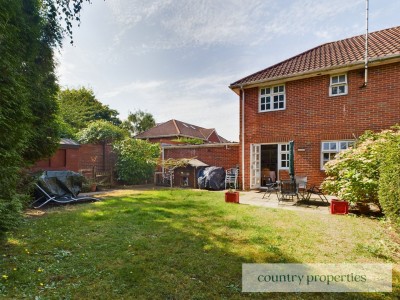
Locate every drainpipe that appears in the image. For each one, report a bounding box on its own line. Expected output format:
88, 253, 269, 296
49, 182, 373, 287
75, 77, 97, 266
161, 145, 165, 173
364, 0, 369, 87
240, 85, 245, 191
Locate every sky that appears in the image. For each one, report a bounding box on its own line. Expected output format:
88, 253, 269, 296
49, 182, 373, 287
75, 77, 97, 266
56, 0, 400, 142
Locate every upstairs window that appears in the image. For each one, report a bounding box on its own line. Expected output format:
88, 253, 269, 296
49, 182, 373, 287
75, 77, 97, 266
259, 85, 285, 112
329, 74, 348, 96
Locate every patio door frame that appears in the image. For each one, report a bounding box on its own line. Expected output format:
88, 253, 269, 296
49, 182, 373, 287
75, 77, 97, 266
250, 144, 261, 189
249, 142, 290, 189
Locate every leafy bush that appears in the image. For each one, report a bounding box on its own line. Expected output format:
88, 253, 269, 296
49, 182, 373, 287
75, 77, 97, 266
171, 137, 204, 145
77, 120, 127, 144
378, 132, 400, 227
321, 128, 400, 205
113, 139, 160, 184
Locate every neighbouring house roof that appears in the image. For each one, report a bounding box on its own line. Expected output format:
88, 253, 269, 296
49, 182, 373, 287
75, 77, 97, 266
230, 26, 400, 89
135, 119, 230, 143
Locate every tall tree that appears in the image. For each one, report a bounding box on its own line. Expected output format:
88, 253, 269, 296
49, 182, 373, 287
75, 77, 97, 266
0, 0, 90, 233
122, 110, 156, 136
58, 87, 121, 136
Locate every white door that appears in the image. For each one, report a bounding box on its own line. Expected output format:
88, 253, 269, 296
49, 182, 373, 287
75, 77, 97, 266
250, 144, 261, 189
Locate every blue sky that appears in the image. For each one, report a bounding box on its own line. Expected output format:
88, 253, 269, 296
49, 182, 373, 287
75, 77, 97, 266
56, 0, 399, 141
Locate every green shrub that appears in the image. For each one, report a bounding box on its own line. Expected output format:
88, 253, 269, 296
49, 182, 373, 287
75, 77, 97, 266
113, 139, 160, 184
322, 127, 400, 206
378, 133, 400, 227
77, 120, 127, 144
321, 131, 381, 204
171, 137, 204, 145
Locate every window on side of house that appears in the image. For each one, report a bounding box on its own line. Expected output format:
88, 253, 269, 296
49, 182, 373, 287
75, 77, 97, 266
329, 74, 348, 96
259, 84, 285, 112
321, 140, 354, 169
278, 143, 289, 169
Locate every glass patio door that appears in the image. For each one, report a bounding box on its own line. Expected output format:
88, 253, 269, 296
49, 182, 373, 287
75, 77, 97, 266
250, 144, 261, 189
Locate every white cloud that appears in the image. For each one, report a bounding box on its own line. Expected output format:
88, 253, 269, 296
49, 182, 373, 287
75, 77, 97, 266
262, 0, 364, 40
159, 0, 266, 46
102, 80, 166, 98
105, 0, 366, 52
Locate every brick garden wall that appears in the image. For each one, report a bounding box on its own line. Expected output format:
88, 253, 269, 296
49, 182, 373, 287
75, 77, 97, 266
78, 144, 116, 173
163, 143, 240, 172
239, 62, 400, 189
31, 144, 116, 178
31, 148, 80, 172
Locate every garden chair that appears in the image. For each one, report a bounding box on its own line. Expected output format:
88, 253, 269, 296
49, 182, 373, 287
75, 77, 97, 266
32, 184, 98, 209
294, 175, 309, 200
261, 177, 279, 199
32, 171, 98, 209
306, 185, 329, 202
278, 179, 298, 202
225, 167, 239, 190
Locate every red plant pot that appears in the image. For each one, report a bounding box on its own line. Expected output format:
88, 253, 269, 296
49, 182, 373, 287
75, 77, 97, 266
225, 192, 239, 203
330, 199, 349, 215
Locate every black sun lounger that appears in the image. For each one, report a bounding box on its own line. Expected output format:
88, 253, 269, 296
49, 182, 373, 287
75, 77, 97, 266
32, 171, 98, 208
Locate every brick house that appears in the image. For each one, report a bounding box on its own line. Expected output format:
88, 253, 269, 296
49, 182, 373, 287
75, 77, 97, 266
229, 26, 400, 190
135, 119, 231, 144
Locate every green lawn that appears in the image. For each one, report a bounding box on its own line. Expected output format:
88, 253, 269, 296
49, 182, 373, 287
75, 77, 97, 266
1, 189, 399, 299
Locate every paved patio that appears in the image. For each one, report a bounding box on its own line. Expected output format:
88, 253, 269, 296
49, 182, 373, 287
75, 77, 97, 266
237, 190, 336, 214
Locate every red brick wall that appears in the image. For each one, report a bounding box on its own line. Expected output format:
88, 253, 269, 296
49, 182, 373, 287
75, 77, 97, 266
163, 144, 239, 173
31, 144, 116, 176
78, 144, 116, 173
240, 62, 400, 189
31, 148, 80, 172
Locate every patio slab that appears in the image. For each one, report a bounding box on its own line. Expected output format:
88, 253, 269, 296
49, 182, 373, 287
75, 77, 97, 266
236, 190, 335, 214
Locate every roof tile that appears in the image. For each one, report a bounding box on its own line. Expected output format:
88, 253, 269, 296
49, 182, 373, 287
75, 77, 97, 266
230, 26, 400, 87
135, 119, 230, 143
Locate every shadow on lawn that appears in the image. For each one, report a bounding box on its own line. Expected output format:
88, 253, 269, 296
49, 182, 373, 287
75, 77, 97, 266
0, 189, 398, 299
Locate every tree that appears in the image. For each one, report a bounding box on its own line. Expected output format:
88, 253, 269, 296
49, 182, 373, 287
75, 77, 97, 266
121, 110, 156, 136
58, 87, 121, 136
113, 139, 160, 184
77, 120, 128, 144
0, 0, 90, 234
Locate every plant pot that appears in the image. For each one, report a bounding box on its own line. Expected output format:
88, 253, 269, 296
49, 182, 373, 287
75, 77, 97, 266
330, 199, 349, 214
225, 191, 239, 203
90, 184, 97, 192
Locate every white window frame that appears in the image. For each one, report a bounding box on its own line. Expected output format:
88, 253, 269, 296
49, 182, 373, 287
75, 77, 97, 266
321, 140, 354, 170
259, 84, 286, 112
278, 143, 289, 169
329, 74, 348, 96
